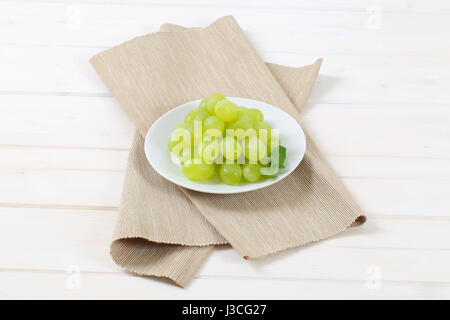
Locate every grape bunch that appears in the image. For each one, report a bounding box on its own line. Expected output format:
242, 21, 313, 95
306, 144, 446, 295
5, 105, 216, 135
168, 93, 286, 185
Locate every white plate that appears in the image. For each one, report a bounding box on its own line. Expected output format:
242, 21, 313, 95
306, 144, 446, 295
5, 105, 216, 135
144, 97, 306, 194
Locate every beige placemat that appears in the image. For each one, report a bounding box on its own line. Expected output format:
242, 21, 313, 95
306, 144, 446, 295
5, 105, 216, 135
91, 17, 366, 287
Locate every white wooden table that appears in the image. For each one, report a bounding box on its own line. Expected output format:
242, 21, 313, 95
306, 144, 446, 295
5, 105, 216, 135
0, 0, 449, 300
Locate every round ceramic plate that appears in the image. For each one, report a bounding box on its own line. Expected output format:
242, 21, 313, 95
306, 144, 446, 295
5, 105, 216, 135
144, 97, 306, 194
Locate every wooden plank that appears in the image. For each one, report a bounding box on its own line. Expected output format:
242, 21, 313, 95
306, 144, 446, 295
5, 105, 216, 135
302, 104, 450, 158
3, 0, 450, 14
203, 245, 450, 284
0, 95, 134, 149
1, 45, 449, 105
0, 208, 118, 273
0, 154, 449, 215
2, 146, 450, 180
0, 170, 124, 207
328, 157, 450, 180
268, 53, 450, 105
1, 142, 450, 218
0, 207, 449, 285
1, 95, 449, 158
342, 178, 450, 216
1, 2, 449, 57
1, 270, 449, 299
0, 146, 129, 171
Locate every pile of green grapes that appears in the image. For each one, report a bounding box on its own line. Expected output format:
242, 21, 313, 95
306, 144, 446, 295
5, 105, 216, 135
168, 93, 286, 185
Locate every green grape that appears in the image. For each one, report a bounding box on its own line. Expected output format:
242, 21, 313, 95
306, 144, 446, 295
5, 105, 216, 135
214, 163, 221, 174
215, 99, 238, 123
224, 128, 246, 142
198, 139, 221, 164
254, 121, 273, 149
194, 109, 211, 123
244, 135, 268, 163
168, 138, 177, 151
254, 121, 278, 155
168, 123, 194, 156
169, 96, 282, 185
226, 115, 253, 131
185, 107, 200, 123
175, 123, 195, 145
174, 122, 194, 135
250, 108, 264, 122
219, 164, 242, 185
242, 163, 261, 182
168, 138, 183, 156
178, 145, 196, 163
198, 100, 208, 111
254, 121, 272, 137
221, 136, 242, 161
203, 115, 225, 134
199, 92, 226, 114
182, 159, 215, 181
237, 106, 252, 117
203, 127, 223, 140
267, 135, 280, 155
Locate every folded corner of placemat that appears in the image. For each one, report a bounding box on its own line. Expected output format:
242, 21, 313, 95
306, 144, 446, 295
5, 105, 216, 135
91, 16, 366, 286
110, 237, 214, 288
107, 131, 226, 287
267, 58, 323, 113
